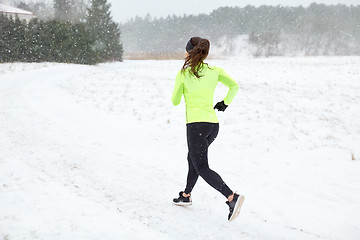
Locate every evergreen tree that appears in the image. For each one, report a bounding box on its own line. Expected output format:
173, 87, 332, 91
2, 16, 19, 62
25, 18, 45, 62
86, 0, 123, 62
0, 11, 97, 64
0, 14, 12, 62
12, 17, 27, 61
71, 23, 97, 64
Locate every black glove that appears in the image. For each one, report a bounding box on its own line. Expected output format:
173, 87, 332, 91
214, 100, 228, 111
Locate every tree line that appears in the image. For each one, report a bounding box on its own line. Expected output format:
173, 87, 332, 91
121, 3, 360, 57
0, 0, 123, 64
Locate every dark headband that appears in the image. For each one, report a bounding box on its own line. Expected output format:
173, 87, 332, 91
186, 39, 195, 53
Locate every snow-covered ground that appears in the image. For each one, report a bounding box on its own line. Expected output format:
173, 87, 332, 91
0, 57, 359, 240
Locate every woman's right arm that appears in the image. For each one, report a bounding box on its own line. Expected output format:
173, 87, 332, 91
171, 71, 184, 106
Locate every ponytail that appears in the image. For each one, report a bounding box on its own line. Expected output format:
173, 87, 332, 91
182, 37, 210, 78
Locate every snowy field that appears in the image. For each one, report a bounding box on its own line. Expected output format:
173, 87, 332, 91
0, 57, 360, 240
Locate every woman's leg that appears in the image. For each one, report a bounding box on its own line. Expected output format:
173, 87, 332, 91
206, 122, 219, 146
186, 122, 233, 198
184, 152, 199, 194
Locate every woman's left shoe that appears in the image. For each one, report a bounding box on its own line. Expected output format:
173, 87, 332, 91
226, 193, 245, 222
173, 191, 192, 206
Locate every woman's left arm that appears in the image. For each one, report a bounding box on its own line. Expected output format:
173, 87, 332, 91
171, 72, 184, 106
218, 68, 239, 105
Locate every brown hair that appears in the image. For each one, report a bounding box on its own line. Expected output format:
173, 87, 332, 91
182, 37, 210, 78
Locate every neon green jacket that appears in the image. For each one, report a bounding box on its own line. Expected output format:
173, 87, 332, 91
171, 64, 239, 123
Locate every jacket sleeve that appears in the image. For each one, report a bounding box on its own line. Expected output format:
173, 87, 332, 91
171, 71, 184, 106
218, 68, 239, 105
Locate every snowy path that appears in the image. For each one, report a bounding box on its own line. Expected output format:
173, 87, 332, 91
0, 58, 360, 240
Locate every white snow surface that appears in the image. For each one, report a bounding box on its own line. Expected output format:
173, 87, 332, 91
0, 58, 360, 240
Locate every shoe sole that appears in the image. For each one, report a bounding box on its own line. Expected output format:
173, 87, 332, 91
173, 201, 192, 206
229, 195, 245, 222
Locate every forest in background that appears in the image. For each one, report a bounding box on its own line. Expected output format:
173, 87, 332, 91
120, 4, 360, 58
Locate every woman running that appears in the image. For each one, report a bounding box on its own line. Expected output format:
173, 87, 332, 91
171, 37, 245, 222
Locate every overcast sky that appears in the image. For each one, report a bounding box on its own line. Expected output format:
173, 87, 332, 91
107, 0, 359, 23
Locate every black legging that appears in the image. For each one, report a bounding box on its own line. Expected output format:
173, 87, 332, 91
184, 122, 233, 198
